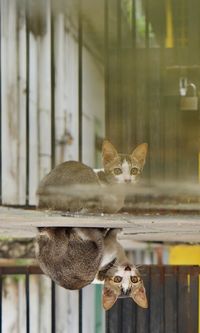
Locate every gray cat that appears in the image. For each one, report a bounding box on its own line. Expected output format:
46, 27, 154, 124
36, 227, 148, 310
37, 140, 148, 213
35, 140, 148, 310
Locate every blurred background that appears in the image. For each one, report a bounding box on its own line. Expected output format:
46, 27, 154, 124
0, 0, 200, 332
1, 0, 200, 207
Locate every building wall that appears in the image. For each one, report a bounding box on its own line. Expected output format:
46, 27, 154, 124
0, 0, 105, 206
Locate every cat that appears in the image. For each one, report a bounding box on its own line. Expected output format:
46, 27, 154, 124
35, 227, 148, 310
37, 140, 148, 213
35, 140, 148, 309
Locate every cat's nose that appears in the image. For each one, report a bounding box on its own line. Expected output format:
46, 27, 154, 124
125, 179, 131, 183
124, 265, 131, 271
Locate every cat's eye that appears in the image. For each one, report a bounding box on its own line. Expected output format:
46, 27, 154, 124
130, 167, 139, 175
131, 276, 139, 283
114, 276, 122, 283
114, 168, 122, 175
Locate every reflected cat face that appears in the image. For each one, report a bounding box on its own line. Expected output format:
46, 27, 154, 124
101, 263, 148, 310
102, 140, 148, 184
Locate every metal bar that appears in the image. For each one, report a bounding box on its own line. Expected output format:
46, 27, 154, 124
25, 2, 30, 206
0, 265, 199, 275
51, 281, 56, 333
26, 271, 30, 333
78, 0, 83, 162
51, 10, 55, 169
0, 266, 43, 275
78, 289, 83, 333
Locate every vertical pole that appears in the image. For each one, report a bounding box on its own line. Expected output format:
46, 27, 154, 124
25, 2, 30, 206
0, 1, 2, 205
51, 281, 56, 333
26, 271, 30, 333
78, 0, 83, 162
79, 289, 83, 333
144, 0, 150, 180
0, 272, 2, 333
131, 0, 137, 148
117, 0, 122, 149
51, 10, 55, 169
104, 0, 109, 136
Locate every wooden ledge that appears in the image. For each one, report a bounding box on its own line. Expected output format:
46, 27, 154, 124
0, 206, 200, 243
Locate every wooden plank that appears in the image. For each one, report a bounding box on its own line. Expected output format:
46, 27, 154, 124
64, 19, 79, 161
1, 0, 19, 204
39, 275, 51, 332
148, 49, 163, 181
149, 266, 164, 333
28, 31, 39, 205
28, 0, 52, 205
106, 49, 121, 150
136, 266, 150, 333
106, 298, 122, 333
54, 13, 66, 165
0, 207, 200, 242
121, 232, 200, 243
164, 266, 178, 333
55, 285, 79, 333
29, 276, 40, 333
188, 267, 199, 333
18, 2, 27, 205
82, 46, 105, 166
120, 49, 137, 153
66, 290, 79, 333
135, 50, 148, 145
82, 285, 95, 333
38, 0, 52, 181
177, 267, 190, 333
121, 298, 136, 333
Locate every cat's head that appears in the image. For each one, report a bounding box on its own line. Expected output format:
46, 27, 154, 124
100, 262, 148, 310
102, 140, 148, 184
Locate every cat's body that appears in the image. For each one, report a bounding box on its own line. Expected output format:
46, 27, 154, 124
35, 140, 148, 309
36, 227, 148, 309
37, 140, 148, 213
36, 227, 104, 289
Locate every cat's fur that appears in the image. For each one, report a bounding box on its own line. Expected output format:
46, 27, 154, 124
35, 140, 148, 309
35, 227, 148, 309
37, 140, 148, 213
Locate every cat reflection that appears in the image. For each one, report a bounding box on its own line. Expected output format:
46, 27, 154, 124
35, 140, 148, 310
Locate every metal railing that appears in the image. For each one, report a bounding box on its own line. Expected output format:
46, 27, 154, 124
0, 265, 199, 333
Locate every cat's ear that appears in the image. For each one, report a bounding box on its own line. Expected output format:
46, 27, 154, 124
131, 143, 148, 169
102, 140, 119, 165
102, 287, 118, 310
131, 284, 148, 308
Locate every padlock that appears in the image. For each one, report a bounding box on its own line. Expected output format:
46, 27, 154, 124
180, 83, 198, 111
